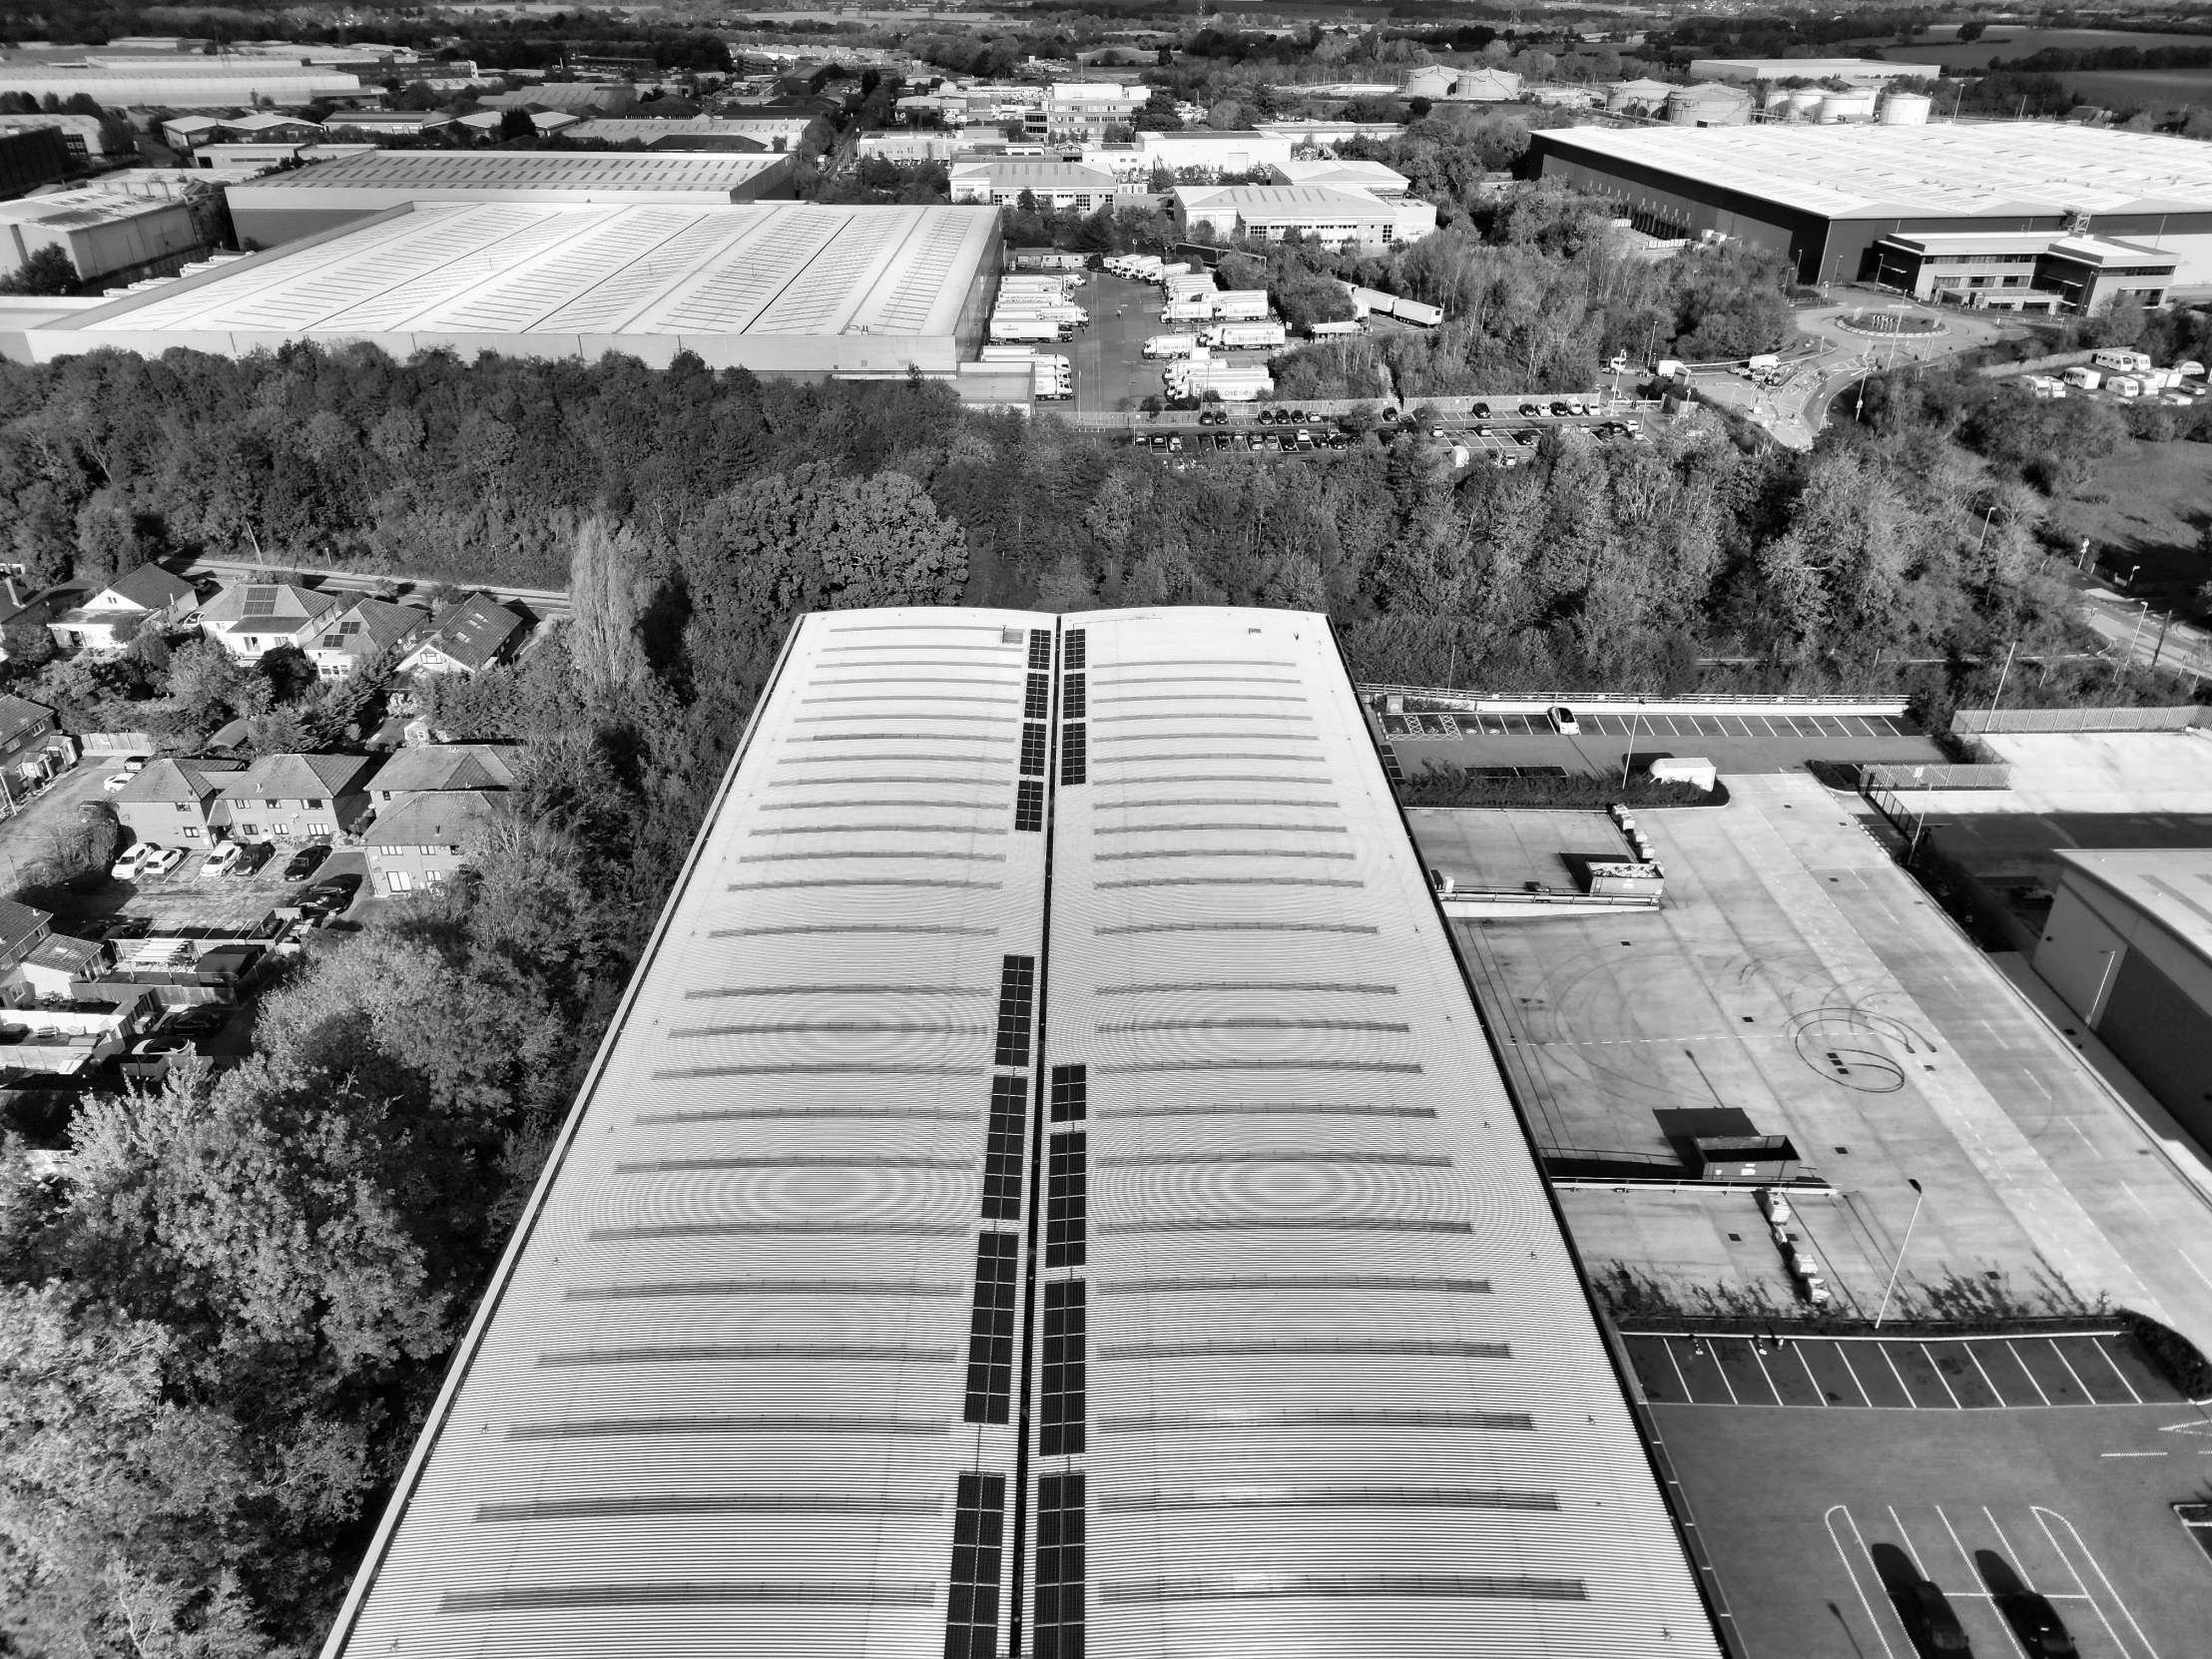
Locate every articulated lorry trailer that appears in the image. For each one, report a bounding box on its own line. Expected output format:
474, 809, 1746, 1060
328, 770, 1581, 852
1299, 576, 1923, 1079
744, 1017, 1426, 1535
1199, 321, 1287, 350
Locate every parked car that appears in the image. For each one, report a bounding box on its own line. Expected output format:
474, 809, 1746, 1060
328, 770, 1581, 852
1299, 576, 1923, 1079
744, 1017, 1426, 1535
123, 757, 147, 776
119, 1034, 193, 1081
1518, 401, 1540, 416
111, 844, 157, 880
1997, 1591, 2077, 1658
1513, 429, 1539, 447
159, 1006, 230, 1039
103, 773, 131, 794
1901, 1581, 1970, 1656
1548, 400, 1571, 416
299, 873, 362, 915
201, 842, 243, 878
1547, 705, 1580, 735
140, 846, 186, 877
281, 841, 332, 882
1472, 401, 1491, 418
230, 840, 276, 876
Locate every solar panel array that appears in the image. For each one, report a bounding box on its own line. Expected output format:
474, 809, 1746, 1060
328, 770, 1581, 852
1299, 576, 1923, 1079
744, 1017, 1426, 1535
318, 606, 1721, 1659
59, 202, 1000, 350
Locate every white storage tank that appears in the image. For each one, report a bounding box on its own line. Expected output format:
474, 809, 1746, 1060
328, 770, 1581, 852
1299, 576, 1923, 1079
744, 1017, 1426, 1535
1819, 90, 1878, 123
1666, 85, 1752, 126
1881, 91, 1932, 125
1787, 88, 1824, 118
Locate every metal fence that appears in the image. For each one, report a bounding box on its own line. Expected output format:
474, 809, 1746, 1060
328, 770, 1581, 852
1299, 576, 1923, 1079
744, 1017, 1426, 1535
79, 731, 157, 754
1864, 762, 2012, 791
1951, 705, 2208, 734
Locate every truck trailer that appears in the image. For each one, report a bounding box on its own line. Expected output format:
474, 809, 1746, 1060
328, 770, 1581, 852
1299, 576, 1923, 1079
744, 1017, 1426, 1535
1201, 321, 1287, 350
1143, 333, 1202, 358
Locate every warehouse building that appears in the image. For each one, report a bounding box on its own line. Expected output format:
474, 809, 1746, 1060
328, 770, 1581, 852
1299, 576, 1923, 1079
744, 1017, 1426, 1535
1530, 123, 2212, 299
20, 200, 1003, 377
562, 116, 824, 152
313, 603, 1721, 1659
2034, 850, 2212, 1150
0, 57, 361, 107
1688, 57, 1924, 86
1137, 128, 1295, 177
224, 150, 798, 247
950, 159, 1123, 212
0, 185, 203, 282
1171, 182, 1436, 249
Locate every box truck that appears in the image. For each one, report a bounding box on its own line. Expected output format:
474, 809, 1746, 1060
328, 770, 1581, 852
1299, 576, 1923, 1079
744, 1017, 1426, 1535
1201, 321, 1287, 350
1308, 319, 1364, 338
989, 314, 1060, 342
1392, 297, 1444, 327
1213, 289, 1271, 320
1143, 333, 1201, 359
1163, 298, 1215, 322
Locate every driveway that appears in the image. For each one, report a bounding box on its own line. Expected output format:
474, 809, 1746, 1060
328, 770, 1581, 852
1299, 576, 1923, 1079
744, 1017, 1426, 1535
0, 761, 129, 890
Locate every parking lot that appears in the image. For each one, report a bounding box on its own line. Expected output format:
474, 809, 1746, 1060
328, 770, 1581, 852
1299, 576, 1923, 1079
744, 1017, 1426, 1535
1627, 1331, 2177, 1409
53, 844, 367, 937
1382, 709, 1922, 741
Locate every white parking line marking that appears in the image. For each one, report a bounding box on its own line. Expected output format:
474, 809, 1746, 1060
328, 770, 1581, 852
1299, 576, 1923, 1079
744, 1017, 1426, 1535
2007, 1341, 2052, 1406
1749, 1340, 1785, 1405
1796, 1342, 1830, 1406
1836, 1344, 1878, 1407
2178, 1248, 2212, 1296
1704, 1339, 1740, 1404
2047, 1338, 2096, 1403
1920, 1344, 1964, 1408
1826, 1505, 1900, 1659
2095, 1337, 2144, 1405
1662, 1337, 1693, 1402
1964, 1342, 2006, 1406
1889, 1505, 1931, 1576
1879, 1344, 1923, 1408
1936, 1507, 2032, 1659
2035, 1505, 2161, 1659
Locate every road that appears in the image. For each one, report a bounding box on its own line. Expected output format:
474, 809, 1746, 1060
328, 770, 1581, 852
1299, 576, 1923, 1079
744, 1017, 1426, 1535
1684, 291, 2022, 449
2069, 579, 2212, 685
171, 556, 571, 618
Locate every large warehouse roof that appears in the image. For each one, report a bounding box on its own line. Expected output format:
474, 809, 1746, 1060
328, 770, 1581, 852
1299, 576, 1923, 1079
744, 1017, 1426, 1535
23, 201, 1001, 372
2052, 849, 2212, 969
1538, 122, 2212, 221
316, 605, 1719, 1659
226, 148, 790, 208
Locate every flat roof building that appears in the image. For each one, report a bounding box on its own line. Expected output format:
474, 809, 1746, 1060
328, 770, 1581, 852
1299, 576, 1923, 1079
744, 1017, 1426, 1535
1171, 182, 1436, 249
1267, 156, 1410, 197
0, 59, 361, 107
563, 116, 822, 152
1138, 129, 1296, 177
314, 604, 1719, 1659
224, 150, 799, 248
1688, 57, 1924, 85
0, 186, 203, 282
950, 160, 1121, 212
23, 201, 1004, 377
1530, 123, 2212, 297
2034, 849, 2212, 1151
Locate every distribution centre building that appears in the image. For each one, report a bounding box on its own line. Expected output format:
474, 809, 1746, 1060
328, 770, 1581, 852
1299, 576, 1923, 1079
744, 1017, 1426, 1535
224, 150, 798, 248
2033, 849, 2212, 1150
313, 604, 1722, 1659
1530, 123, 2212, 300
17, 201, 1003, 375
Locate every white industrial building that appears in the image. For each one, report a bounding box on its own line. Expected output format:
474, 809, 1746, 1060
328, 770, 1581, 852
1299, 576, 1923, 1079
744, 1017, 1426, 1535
950, 160, 1124, 212
19, 201, 1003, 377
1137, 128, 1296, 177
0, 55, 362, 107
224, 151, 798, 247
311, 603, 1721, 1659
0, 111, 126, 162
1688, 57, 1925, 86
563, 116, 823, 152
1267, 156, 1410, 197
0, 186, 202, 281
1171, 183, 1436, 249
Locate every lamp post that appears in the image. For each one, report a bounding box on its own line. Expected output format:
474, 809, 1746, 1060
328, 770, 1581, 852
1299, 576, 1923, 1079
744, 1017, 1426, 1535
1874, 1179, 1925, 1329
1620, 696, 1645, 791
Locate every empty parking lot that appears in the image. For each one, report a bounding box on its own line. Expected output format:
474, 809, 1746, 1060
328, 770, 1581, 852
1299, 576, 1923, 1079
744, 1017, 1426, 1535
1381, 709, 1922, 740
1627, 1331, 2177, 1409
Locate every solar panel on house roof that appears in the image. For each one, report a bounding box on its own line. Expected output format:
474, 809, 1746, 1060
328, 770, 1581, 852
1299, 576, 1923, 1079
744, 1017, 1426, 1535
241, 587, 277, 617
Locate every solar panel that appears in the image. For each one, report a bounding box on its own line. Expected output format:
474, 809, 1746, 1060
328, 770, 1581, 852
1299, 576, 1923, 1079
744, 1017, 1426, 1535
241, 586, 277, 618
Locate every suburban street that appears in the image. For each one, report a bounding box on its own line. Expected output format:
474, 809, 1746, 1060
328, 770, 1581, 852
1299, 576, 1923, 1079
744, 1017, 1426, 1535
172, 555, 571, 618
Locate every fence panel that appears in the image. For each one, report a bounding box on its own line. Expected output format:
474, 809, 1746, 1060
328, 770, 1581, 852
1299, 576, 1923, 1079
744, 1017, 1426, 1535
1864, 762, 2011, 791
79, 731, 157, 754
1951, 706, 2207, 734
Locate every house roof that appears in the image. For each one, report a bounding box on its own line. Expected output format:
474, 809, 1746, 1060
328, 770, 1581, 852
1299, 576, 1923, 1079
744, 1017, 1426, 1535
408, 594, 526, 673
115, 757, 242, 805
22, 932, 103, 975
215, 752, 378, 804
312, 597, 430, 658
101, 562, 197, 612
0, 897, 51, 952
363, 789, 498, 847
0, 696, 53, 748
197, 582, 336, 628
369, 744, 516, 796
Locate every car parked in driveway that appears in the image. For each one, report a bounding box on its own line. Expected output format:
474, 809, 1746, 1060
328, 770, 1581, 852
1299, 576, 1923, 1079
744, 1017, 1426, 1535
159, 1005, 231, 1039
298, 873, 362, 917
282, 840, 332, 881
103, 773, 130, 794
140, 846, 186, 877
120, 1034, 193, 1081
111, 844, 159, 880
229, 840, 275, 877
201, 842, 243, 878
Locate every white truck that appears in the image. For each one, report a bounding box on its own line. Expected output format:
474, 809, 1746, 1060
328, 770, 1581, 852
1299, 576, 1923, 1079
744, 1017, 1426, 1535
1143, 333, 1202, 359
1746, 351, 1781, 371
1308, 319, 1364, 338
1168, 363, 1273, 398
1163, 298, 1216, 322
989, 314, 1060, 343
1392, 297, 1444, 327
1213, 288, 1270, 320
1201, 321, 1287, 350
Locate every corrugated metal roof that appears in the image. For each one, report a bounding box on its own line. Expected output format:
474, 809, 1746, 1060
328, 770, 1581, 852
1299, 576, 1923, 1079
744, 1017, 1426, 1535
232, 149, 785, 197
319, 606, 1718, 1659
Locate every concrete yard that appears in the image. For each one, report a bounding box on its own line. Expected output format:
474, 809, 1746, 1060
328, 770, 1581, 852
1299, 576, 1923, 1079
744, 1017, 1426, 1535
1925, 732, 2212, 815
1413, 772, 2212, 1355
1406, 805, 1636, 893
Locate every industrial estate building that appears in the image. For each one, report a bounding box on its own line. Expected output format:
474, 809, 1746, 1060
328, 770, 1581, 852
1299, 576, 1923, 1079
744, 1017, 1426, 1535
562, 116, 824, 152
1531, 123, 2212, 300
950, 159, 1126, 212
0, 185, 203, 282
0, 53, 363, 107
2034, 849, 2212, 1147
225, 151, 798, 248
1171, 183, 1436, 249
315, 604, 1720, 1659
20, 201, 1003, 375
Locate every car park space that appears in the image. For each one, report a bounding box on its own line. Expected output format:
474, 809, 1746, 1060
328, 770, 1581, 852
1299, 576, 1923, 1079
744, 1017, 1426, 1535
1382, 708, 1922, 741
1626, 1332, 2171, 1409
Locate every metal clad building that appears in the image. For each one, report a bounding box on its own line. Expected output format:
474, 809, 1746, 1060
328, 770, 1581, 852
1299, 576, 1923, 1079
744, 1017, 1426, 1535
318, 606, 1720, 1659
1531, 123, 2212, 294
20, 201, 1003, 375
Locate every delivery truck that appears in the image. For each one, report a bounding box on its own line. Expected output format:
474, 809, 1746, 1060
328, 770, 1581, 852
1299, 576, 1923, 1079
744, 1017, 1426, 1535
989, 314, 1060, 342
1213, 289, 1270, 320
1163, 298, 1216, 322
1143, 333, 1202, 359
1200, 321, 1287, 350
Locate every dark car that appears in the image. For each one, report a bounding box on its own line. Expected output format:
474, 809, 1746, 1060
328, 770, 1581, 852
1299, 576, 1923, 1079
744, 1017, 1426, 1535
1472, 401, 1491, 418
160, 1005, 230, 1039
1548, 399, 1570, 416
1518, 401, 1539, 416
282, 840, 331, 881
1902, 1582, 1970, 1656
1998, 1592, 2077, 1657
300, 873, 362, 914
1513, 429, 1539, 447
230, 839, 276, 876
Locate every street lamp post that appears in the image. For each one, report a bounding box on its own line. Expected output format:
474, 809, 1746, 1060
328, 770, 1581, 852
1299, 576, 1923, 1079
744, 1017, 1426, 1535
1874, 1179, 1926, 1328
1621, 697, 1645, 792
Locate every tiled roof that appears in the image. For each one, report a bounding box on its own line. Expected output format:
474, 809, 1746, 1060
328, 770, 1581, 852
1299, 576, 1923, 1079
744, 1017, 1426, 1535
409, 595, 526, 673
369, 744, 516, 796
0, 696, 53, 747
115, 757, 242, 805
363, 789, 498, 847
102, 563, 197, 611
0, 897, 51, 951
197, 582, 337, 627
312, 598, 431, 656
22, 933, 102, 974
215, 752, 378, 803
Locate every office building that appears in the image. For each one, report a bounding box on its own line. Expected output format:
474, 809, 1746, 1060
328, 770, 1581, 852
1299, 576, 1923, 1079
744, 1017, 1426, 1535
1530, 123, 2212, 297
2034, 849, 2212, 1147
313, 604, 1721, 1659
950, 160, 1122, 212
21, 201, 1004, 377
224, 150, 798, 247
1171, 183, 1435, 249
1138, 129, 1295, 177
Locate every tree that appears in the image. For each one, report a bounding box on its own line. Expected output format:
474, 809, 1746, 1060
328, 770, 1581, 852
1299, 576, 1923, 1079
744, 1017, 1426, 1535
566, 515, 652, 699
497, 106, 535, 142
0, 246, 75, 297
1957, 20, 1987, 42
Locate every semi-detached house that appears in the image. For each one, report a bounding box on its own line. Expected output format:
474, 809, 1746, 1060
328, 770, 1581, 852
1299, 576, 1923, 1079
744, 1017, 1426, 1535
210, 753, 379, 839
307, 597, 431, 682
111, 758, 243, 845
364, 790, 497, 892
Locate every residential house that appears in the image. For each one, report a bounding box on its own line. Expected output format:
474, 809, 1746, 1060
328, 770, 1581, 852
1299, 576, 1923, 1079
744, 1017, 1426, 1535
0, 696, 57, 780
15, 932, 109, 1001
398, 594, 529, 679
0, 898, 53, 975
211, 753, 379, 840
367, 743, 515, 808
0, 576, 63, 660
112, 758, 244, 845
196, 582, 341, 661
306, 598, 431, 682
364, 790, 497, 892
45, 562, 200, 652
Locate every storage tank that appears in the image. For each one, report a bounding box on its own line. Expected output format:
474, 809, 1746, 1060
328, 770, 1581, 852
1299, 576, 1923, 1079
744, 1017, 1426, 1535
1665, 85, 1752, 127
1787, 87, 1824, 118
1819, 90, 1879, 123
1880, 91, 1932, 125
